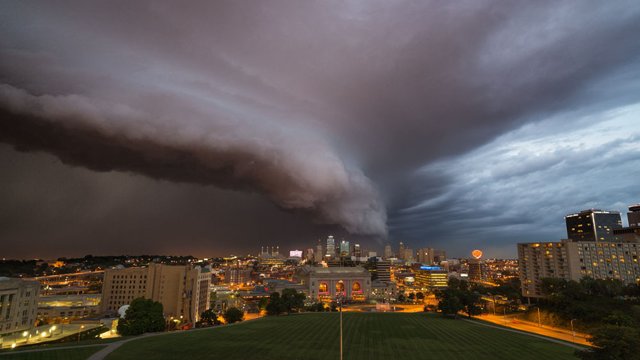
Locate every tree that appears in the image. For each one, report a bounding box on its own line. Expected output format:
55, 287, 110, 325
265, 289, 306, 316
258, 297, 269, 311
576, 325, 640, 360
199, 309, 221, 326
416, 292, 425, 300
116, 298, 165, 336
436, 288, 464, 317
223, 307, 244, 324
265, 292, 287, 316
281, 288, 306, 313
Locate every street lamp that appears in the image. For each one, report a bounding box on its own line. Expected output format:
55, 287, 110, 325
570, 319, 577, 343
337, 280, 344, 360
78, 325, 85, 344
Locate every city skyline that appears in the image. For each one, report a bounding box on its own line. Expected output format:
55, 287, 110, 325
2, 2, 640, 259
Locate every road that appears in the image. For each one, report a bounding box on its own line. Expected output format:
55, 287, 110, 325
475, 313, 591, 347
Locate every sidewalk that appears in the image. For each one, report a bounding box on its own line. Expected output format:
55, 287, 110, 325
475, 314, 591, 347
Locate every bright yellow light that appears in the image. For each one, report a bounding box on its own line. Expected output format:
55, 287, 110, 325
11, 343, 16, 349
22, 331, 28, 337
50, 325, 57, 331
41, 332, 48, 337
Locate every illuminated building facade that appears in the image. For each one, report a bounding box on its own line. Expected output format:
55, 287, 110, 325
340, 240, 350, 257
517, 242, 571, 298
0, 278, 39, 337
468, 259, 484, 281
100, 263, 211, 323
414, 266, 448, 289
565, 209, 622, 242
326, 236, 336, 259
518, 239, 640, 298
376, 260, 391, 282
295, 266, 371, 301
417, 248, 434, 265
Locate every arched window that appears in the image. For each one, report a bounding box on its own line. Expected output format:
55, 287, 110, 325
352, 281, 361, 292
336, 281, 345, 292
319, 282, 328, 293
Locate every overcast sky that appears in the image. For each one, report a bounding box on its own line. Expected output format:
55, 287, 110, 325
1, 1, 639, 259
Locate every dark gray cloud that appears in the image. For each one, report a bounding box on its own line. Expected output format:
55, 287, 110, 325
1, 0, 640, 258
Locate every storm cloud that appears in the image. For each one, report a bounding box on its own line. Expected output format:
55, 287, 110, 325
1, 1, 640, 258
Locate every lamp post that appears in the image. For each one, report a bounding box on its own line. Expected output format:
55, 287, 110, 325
503, 307, 507, 325
337, 280, 344, 360
537, 307, 541, 327
77, 325, 84, 344
570, 319, 576, 343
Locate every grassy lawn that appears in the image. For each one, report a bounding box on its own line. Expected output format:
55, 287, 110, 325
105, 313, 578, 360
1, 346, 104, 360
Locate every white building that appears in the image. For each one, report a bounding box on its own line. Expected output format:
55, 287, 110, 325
0, 278, 40, 338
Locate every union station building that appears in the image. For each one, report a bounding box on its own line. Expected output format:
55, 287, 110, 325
294, 266, 371, 301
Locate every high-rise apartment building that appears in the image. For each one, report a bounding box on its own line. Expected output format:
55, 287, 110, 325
326, 236, 336, 259
518, 242, 572, 298
518, 239, 640, 298
0, 278, 39, 337
100, 263, 211, 324
565, 209, 622, 242
398, 242, 405, 260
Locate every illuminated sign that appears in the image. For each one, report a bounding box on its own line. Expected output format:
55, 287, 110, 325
419, 266, 442, 271
289, 250, 302, 258
472, 249, 483, 259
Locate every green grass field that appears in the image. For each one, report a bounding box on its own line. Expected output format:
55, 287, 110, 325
2, 346, 104, 360
104, 313, 578, 360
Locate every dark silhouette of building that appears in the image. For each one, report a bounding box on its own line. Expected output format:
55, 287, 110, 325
565, 209, 622, 242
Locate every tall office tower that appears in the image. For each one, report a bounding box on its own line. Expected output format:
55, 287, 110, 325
305, 248, 315, 262
403, 248, 415, 263
628, 204, 640, 227
353, 243, 361, 257
417, 248, 435, 264
398, 242, 405, 260
376, 260, 391, 282
383, 244, 392, 259
340, 240, 350, 257
468, 259, 484, 281
101, 263, 211, 323
614, 204, 640, 242
565, 209, 622, 242
0, 278, 39, 338
433, 249, 447, 263
326, 236, 336, 258
315, 242, 324, 262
